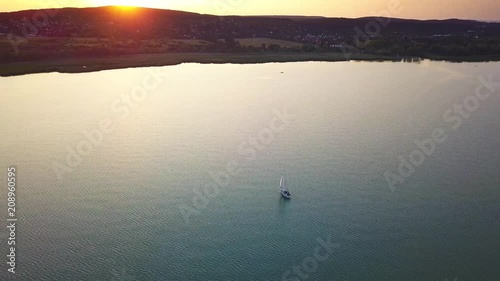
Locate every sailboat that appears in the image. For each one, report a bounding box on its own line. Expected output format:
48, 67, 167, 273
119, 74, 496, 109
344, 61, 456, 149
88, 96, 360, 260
280, 176, 291, 199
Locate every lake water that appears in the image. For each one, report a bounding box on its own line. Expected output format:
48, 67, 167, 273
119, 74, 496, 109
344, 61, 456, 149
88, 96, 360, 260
1, 61, 500, 281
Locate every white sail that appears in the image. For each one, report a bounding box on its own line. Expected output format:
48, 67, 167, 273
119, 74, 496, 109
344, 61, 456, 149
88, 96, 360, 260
280, 176, 288, 192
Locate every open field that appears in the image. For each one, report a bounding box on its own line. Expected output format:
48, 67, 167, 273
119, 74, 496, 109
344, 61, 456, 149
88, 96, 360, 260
235, 38, 304, 48
0, 36, 216, 54
0, 36, 299, 50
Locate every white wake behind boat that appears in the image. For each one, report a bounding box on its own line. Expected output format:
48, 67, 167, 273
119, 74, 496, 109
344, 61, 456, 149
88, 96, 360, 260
280, 176, 291, 199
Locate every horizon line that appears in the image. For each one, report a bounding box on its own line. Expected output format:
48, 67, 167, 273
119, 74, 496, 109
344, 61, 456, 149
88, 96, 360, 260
1, 5, 499, 23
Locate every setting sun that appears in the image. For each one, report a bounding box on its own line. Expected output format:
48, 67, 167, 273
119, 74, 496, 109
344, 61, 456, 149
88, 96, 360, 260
1, 0, 500, 20
90, 0, 158, 8
88, 0, 205, 10
115, 5, 138, 11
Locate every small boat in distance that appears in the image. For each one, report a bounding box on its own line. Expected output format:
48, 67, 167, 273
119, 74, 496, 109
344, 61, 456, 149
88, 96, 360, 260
280, 176, 291, 199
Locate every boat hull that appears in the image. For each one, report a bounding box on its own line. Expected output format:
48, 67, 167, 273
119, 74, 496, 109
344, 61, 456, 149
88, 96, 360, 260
280, 191, 291, 199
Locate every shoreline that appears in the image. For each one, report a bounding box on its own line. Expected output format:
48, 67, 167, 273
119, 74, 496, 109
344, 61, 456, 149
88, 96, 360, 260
1, 52, 500, 77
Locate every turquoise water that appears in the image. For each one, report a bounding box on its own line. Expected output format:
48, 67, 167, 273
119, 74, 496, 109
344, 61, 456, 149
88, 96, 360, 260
1, 61, 500, 280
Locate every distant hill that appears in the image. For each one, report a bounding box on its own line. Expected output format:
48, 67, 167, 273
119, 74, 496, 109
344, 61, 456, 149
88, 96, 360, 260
1, 6, 499, 39
249, 15, 327, 21
1, 6, 499, 65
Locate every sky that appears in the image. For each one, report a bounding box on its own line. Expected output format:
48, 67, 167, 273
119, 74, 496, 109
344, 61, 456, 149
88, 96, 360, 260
1, 0, 499, 21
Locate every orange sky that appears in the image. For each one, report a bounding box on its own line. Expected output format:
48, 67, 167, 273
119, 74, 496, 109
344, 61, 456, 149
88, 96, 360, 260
1, 0, 499, 21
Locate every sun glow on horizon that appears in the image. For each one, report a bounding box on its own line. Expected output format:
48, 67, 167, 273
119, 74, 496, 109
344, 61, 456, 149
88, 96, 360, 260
90, 0, 157, 9
88, 0, 205, 10
115, 5, 137, 11
2, 0, 499, 20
